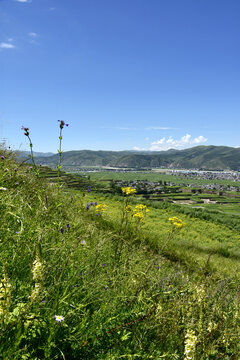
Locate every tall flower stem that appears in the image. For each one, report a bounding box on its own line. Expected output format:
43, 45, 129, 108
57, 120, 69, 193
57, 127, 63, 192
21, 127, 39, 176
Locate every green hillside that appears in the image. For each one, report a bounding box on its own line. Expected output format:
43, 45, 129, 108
22, 145, 240, 170
1, 149, 240, 358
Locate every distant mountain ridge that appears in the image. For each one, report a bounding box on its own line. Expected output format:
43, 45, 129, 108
18, 151, 54, 158
19, 146, 240, 171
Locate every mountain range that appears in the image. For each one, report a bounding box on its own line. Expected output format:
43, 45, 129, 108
18, 146, 240, 171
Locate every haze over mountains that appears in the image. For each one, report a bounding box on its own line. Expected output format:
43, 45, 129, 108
19, 146, 240, 171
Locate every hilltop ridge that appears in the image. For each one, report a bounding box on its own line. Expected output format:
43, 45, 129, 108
19, 145, 240, 171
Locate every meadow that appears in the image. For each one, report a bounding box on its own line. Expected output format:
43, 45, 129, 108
1, 144, 240, 359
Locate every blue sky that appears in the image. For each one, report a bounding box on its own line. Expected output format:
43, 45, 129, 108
0, 0, 240, 152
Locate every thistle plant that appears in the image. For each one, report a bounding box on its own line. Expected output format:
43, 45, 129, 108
21, 126, 39, 176
57, 120, 69, 192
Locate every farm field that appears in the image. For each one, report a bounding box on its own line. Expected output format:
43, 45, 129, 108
80, 170, 240, 225
86, 170, 240, 187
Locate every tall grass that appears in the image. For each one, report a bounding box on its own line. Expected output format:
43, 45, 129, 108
0, 149, 240, 359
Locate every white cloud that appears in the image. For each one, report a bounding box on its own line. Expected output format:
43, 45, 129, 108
49, 7, 56, 11
0, 42, 15, 49
8, 38, 13, 42
145, 126, 177, 130
28, 32, 37, 37
133, 146, 147, 151
16, 0, 32, 3
102, 126, 137, 131
149, 134, 208, 151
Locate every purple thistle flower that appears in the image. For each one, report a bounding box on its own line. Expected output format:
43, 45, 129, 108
85, 203, 90, 211
66, 224, 70, 229
21, 126, 29, 136
1, 155, 5, 160
14, 167, 18, 171
58, 120, 69, 129
87, 185, 91, 193
60, 227, 64, 234
29, 166, 33, 170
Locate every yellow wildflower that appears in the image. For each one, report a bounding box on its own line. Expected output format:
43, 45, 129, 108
135, 204, 150, 213
169, 216, 186, 229
133, 212, 144, 222
96, 204, 107, 212
121, 187, 136, 196
125, 205, 132, 213
135, 204, 146, 211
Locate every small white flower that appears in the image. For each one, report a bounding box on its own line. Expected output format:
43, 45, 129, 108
55, 315, 64, 322
0, 187, 7, 191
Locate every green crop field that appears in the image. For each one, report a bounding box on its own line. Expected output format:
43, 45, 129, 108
85, 170, 240, 187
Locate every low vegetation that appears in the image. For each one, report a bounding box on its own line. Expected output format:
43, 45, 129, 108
1, 147, 240, 359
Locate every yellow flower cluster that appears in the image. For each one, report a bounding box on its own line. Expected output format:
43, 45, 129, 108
133, 204, 150, 222
96, 204, 107, 212
168, 216, 186, 229
121, 187, 136, 196
124, 205, 132, 213
135, 204, 150, 212
133, 212, 144, 221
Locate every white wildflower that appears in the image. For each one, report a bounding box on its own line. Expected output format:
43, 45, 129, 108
55, 315, 64, 322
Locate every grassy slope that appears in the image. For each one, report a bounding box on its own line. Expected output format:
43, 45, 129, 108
83, 192, 240, 279
1, 152, 240, 359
